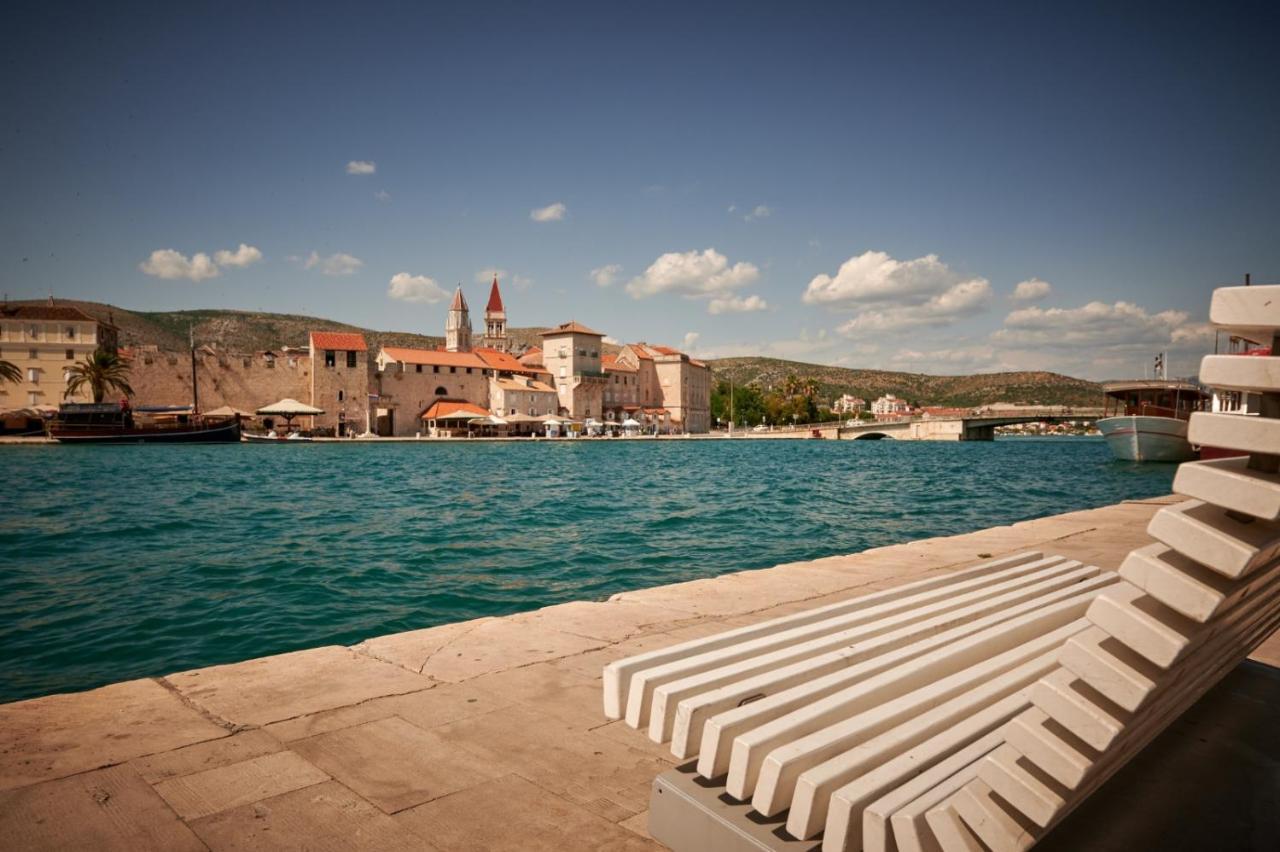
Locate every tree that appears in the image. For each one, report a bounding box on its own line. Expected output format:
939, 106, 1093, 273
64, 351, 134, 403
0, 360, 20, 385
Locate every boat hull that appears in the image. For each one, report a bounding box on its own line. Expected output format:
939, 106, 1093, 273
1097, 415, 1196, 462
50, 419, 242, 444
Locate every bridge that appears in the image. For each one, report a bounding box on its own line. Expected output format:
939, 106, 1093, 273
736, 408, 1103, 442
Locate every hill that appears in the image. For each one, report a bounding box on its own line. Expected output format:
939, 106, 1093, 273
9, 299, 550, 355
706, 357, 1102, 408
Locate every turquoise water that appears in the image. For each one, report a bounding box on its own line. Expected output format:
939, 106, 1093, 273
0, 438, 1172, 703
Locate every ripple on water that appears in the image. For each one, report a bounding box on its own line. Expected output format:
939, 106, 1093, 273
0, 437, 1174, 702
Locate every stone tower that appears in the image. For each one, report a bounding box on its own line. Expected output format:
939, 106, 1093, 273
481, 275, 508, 352
445, 285, 472, 352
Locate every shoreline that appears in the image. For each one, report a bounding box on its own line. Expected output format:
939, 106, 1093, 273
4, 495, 1271, 849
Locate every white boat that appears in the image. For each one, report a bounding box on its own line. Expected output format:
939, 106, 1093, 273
1097, 380, 1209, 462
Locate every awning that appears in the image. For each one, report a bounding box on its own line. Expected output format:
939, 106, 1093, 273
257, 398, 325, 416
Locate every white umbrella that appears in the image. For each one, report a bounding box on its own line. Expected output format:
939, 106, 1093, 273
256, 398, 324, 416
468, 415, 509, 426
621, 418, 642, 427
256, 398, 324, 430
544, 418, 562, 426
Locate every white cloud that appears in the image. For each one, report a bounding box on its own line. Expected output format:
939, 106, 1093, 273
626, 248, 760, 300
139, 249, 220, 281
374, 189, 391, 202
303, 251, 364, 276
745, 204, 771, 221
709, 294, 769, 314
602, 335, 621, 345
994, 301, 1190, 348
987, 300, 1215, 380
836, 278, 992, 333
590, 264, 622, 287
346, 160, 376, 175
682, 332, 700, 351
213, 243, 263, 268
388, 272, 448, 303
887, 345, 1013, 374
805, 250, 992, 333
1010, 278, 1051, 303
530, 202, 567, 222
727, 204, 737, 214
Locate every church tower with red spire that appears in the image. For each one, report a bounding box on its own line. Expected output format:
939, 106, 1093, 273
481, 274, 508, 352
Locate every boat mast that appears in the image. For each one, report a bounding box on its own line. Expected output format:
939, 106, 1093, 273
190, 324, 200, 414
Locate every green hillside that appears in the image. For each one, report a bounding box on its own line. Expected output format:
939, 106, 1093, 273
706, 357, 1102, 408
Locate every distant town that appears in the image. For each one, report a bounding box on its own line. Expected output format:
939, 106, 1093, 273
1, 281, 1106, 439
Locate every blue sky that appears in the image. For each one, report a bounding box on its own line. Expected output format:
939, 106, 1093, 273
4, 1, 1277, 379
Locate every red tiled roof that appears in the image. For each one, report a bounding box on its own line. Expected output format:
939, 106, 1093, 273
310, 331, 368, 351
688, 358, 707, 368
540, 320, 604, 337
650, 345, 682, 356
382, 346, 486, 368
485, 277, 504, 313
602, 354, 637, 372
1, 304, 106, 324
474, 347, 525, 373
421, 400, 490, 420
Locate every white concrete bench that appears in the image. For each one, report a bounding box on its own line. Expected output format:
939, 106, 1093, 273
609, 284, 1280, 852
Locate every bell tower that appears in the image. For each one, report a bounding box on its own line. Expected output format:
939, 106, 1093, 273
445, 286, 472, 352
481, 275, 508, 352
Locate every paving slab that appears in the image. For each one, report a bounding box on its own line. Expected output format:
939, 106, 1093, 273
434, 704, 671, 819
263, 681, 508, 742
0, 678, 228, 790
167, 646, 431, 727
0, 763, 205, 851
506, 599, 705, 642
132, 729, 284, 784
291, 716, 504, 813
468, 661, 606, 730
153, 749, 329, 821
359, 618, 606, 682
190, 779, 433, 851
396, 773, 659, 851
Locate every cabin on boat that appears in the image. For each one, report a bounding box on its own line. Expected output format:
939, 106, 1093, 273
1101, 380, 1208, 421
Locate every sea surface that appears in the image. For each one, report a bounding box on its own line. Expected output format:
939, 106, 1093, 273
0, 437, 1174, 703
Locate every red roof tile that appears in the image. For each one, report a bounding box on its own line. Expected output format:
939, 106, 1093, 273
474, 347, 525, 372
540, 320, 604, 337
310, 331, 368, 351
1, 304, 106, 324
485, 277, 504, 312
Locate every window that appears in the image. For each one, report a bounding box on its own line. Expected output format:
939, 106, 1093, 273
324, 350, 336, 368
559, 366, 567, 378
590, 350, 598, 358
28, 391, 39, 405
63, 368, 73, 383
449, 366, 456, 373
28, 349, 37, 360
415, 364, 423, 373
65, 326, 76, 340
338, 390, 345, 402
434, 386, 447, 395
466, 367, 472, 374
346, 351, 357, 368
65, 349, 74, 360
26, 367, 39, 383
433, 365, 440, 373
28, 325, 39, 339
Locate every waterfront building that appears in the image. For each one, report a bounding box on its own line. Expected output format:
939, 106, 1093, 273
308, 331, 371, 436
871, 393, 911, 418
614, 343, 711, 433
480, 276, 509, 352
0, 301, 119, 409
445, 286, 472, 352
373, 347, 490, 436
832, 393, 866, 415
489, 374, 558, 419
541, 321, 607, 420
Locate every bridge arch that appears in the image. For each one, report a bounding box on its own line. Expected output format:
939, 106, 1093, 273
851, 431, 892, 440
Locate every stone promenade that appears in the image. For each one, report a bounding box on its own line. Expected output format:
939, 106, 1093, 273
2, 495, 1277, 850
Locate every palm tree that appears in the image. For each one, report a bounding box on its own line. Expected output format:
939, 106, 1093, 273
64, 351, 134, 403
0, 360, 19, 385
